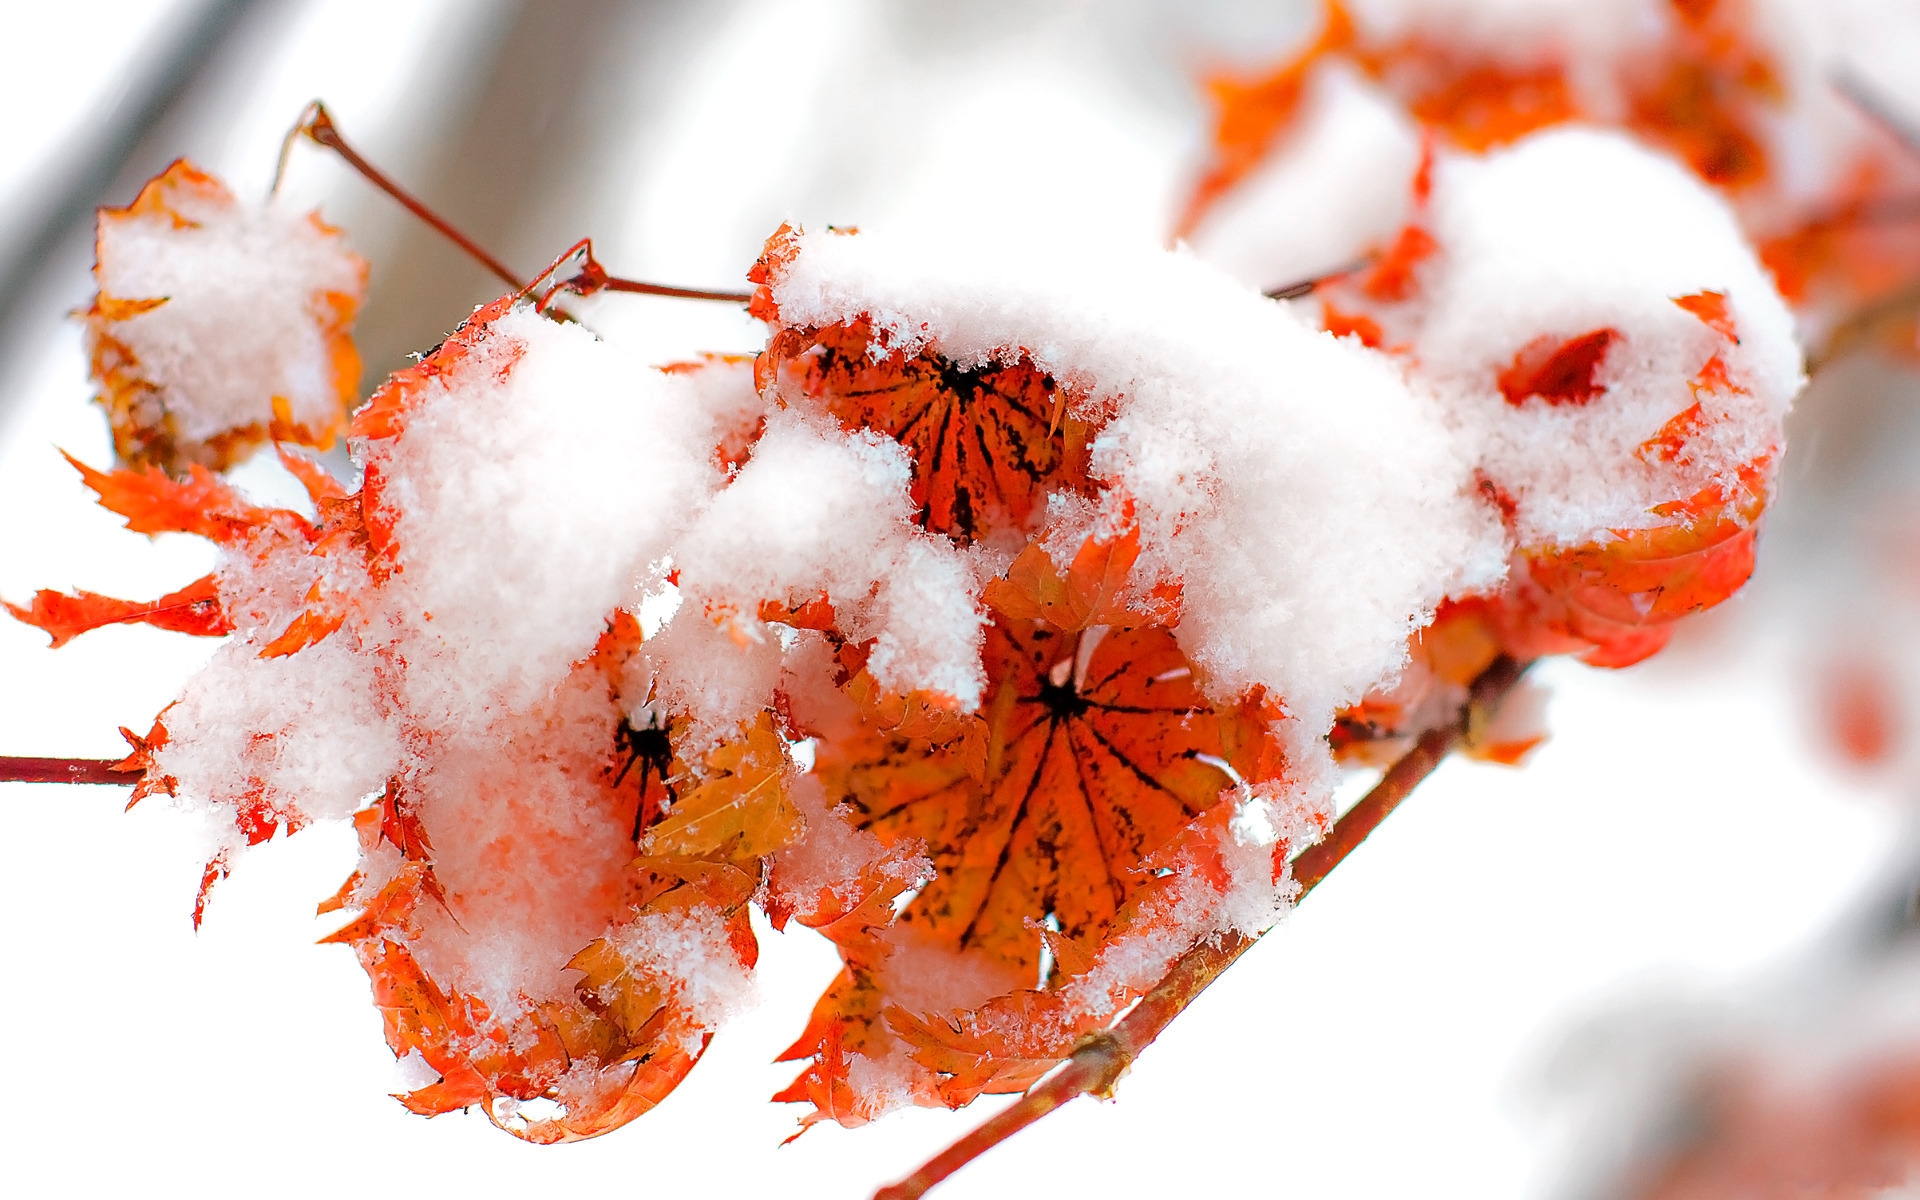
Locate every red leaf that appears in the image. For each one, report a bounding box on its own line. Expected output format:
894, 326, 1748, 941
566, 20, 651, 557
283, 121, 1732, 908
760, 315, 1093, 542
1498, 328, 1620, 406
1638, 401, 1711, 464
1321, 301, 1385, 348
4, 573, 230, 648
1687, 351, 1749, 399
1674, 289, 1738, 340
1361, 225, 1438, 302
62, 451, 288, 545
275, 444, 348, 504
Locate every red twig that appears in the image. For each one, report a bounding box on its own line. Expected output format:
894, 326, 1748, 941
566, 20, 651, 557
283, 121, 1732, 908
597, 276, 754, 303
528, 239, 753, 310
872, 655, 1531, 1200
0, 757, 133, 785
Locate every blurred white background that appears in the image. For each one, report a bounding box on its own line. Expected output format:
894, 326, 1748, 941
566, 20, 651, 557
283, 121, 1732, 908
0, 2, 1906, 1197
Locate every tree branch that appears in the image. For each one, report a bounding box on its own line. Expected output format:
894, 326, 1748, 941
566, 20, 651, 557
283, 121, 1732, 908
0, 757, 133, 785
872, 655, 1531, 1200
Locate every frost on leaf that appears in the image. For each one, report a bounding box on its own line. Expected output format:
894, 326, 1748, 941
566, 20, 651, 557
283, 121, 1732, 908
85, 160, 367, 473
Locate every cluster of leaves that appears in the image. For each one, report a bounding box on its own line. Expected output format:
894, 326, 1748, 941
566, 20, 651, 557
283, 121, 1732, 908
1173, 6, 1920, 1197
1, 9, 1832, 1178
1181, 0, 1894, 765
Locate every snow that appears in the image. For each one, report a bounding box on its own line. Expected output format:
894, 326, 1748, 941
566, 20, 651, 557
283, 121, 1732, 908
367, 307, 728, 723
1187, 63, 1423, 292
145, 305, 769, 1020
767, 224, 1507, 739
91, 169, 366, 460
1413, 128, 1802, 548
653, 406, 987, 727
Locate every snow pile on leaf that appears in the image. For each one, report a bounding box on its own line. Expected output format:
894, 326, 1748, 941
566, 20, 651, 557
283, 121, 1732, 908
86, 160, 368, 472
758, 224, 1506, 738
43, 298, 775, 1142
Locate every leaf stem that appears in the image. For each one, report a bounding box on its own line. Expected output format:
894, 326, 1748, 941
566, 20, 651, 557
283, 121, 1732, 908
295, 101, 526, 292
597, 277, 755, 304
871, 655, 1530, 1200
0, 757, 133, 785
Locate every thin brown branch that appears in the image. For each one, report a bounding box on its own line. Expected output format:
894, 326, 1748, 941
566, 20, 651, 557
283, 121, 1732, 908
285, 101, 752, 305
296, 101, 526, 292
873, 655, 1531, 1200
529, 240, 754, 310
0, 757, 133, 785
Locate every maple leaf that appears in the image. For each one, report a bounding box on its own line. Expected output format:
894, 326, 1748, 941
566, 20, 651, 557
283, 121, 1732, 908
1496, 459, 1770, 668
1624, 38, 1776, 191
980, 519, 1147, 633
4, 574, 230, 648
1175, 0, 1357, 238
1400, 60, 1581, 152
274, 443, 348, 502
62, 451, 292, 545
1359, 225, 1438, 303
1674, 289, 1739, 340
1639, 402, 1713, 465
882, 799, 1287, 1105
113, 716, 177, 809
318, 849, 738, 1144
349, 293, 524, 444
256, 589, 349, 658
1177, 1, 1786, 241
779, 580, 1290, 1123
757, 314, 1093, 542
1321, 301, 1387, 348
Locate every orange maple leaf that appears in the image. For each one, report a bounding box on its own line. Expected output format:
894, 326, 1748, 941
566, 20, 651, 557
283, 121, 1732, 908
63, 451, 290, 545
778, 595, 1289, 1124
758, 315, 1094, 542
1674, 289, 1739, 341
1505, 458, 1771, 667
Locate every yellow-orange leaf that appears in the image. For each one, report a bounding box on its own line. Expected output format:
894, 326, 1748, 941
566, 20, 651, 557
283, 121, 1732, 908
643, 712, 800, 861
